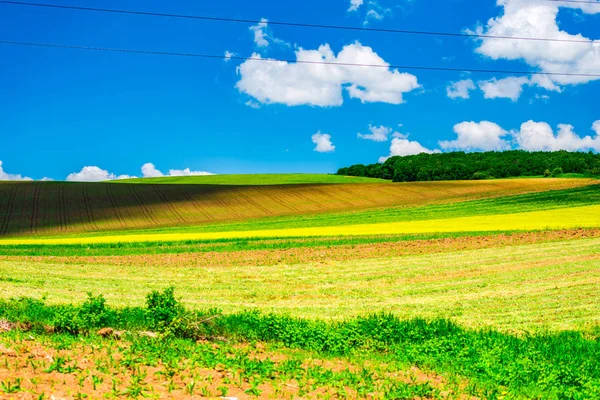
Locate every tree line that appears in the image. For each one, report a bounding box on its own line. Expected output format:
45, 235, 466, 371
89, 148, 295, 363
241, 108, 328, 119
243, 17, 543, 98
337, 151, 600, 182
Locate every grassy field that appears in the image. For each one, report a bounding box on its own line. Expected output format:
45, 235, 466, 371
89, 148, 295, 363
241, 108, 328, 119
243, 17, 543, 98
0, 178, 593, 238
118, 173, 389, 185
2, 177, 600, 398
2, 235, 598, 331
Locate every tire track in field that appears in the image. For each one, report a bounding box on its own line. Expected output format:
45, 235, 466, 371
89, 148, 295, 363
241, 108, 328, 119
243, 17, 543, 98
173, 185, 214, 221
196, 186, 243, 219
128, 185, 159, 225
151, 185, 186, 224
333, 185, 379, 207
255, 186, 300, 213
57, 184, 66, 232
0, 184, 19, 235
82, 184, 99, 231
29, 182, 42, 233
105, 184, 126, 228
312, 186, 354, 207
230, 187, 272, 217
285, 186, 322, 210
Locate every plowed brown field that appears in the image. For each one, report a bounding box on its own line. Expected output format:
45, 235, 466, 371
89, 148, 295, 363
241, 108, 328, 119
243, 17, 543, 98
0, 178, 593, 237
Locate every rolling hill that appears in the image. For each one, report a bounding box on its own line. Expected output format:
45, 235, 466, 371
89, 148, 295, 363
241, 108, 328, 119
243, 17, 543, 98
0, 177, 595, 238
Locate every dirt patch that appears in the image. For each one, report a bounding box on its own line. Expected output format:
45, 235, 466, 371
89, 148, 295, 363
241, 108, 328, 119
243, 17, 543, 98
5, 228, 600, 269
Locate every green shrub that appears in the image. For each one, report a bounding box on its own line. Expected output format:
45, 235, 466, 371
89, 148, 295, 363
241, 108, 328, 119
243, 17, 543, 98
551, 167, 564, 177
145, 287, 183, 331
53, 307, 81, 334
472, 171, 493, 180
79, 292, 110, 328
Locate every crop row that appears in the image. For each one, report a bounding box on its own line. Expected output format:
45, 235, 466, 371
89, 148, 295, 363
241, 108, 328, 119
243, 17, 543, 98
0, 178, 593, 237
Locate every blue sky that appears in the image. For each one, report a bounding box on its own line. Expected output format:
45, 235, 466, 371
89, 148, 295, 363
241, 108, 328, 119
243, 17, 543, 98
0, 0, 599, 181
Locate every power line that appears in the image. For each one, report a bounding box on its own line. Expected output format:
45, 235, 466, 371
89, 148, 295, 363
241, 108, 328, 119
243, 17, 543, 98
2, 39, 600, 79
0, 0, 596, 45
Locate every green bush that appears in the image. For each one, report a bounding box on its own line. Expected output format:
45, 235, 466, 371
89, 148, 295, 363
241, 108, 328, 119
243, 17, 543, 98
551, 167, 564, 177
472, 171, 493, 180
145, 287, 183, 331
53, 293, 111, 334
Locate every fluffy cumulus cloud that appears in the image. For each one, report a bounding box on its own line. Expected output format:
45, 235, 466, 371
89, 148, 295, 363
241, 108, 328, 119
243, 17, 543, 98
312, 132, 335, 153
66, 166, 134, 182
358, 125, 392, 142
141, 163, 213, 178
439, 121, 511, 151
0, 161, 32, 181
379, 134, 436, 162
447, 79, 476, 99
594, 120, 600, 135
348, 0, 364, 12
513, 120, 600, 152
236, 42, 420, 107
478, 76, 530, 101
473, 0, 600, 88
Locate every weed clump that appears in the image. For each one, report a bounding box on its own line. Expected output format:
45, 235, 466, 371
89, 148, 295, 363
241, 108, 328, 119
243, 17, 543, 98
54, 293, 112, 334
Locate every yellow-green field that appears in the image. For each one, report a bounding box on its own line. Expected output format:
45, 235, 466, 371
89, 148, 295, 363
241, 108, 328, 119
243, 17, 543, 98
0, 178, 593, 237
2, 203, 599, 245
2, 235, 599, 331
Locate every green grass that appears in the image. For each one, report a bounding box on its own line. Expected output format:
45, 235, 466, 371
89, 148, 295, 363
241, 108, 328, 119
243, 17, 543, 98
1, 290, 599, 399
117, 173, 389, 185
2, 237, 599, 331
0, 230, 550, 257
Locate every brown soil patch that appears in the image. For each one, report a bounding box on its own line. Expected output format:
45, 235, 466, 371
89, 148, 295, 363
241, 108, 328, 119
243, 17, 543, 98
5, 228, 600, 269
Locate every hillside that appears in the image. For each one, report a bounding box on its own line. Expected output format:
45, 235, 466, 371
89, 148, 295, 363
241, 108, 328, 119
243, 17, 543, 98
118, 173, 388, 185
0, 178, 595, 237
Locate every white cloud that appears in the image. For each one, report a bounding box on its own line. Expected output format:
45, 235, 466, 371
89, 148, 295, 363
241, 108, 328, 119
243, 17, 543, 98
440, 121, 510, 151
168, 168, 213, 177
593, 120, 600, 136
348, 0, 364, 12
141, 162, 163, 178
312, 132, 335, 153
364, 1, 392, 24
478, 76, 530, 101
473, 0, 600, 89
0, 161, 32, 181
249, 18, 269, 47
248, 18, 289, 49
366, 9, 384, 21
141, 162, 213, 178
236, 42, 420, 107
513, 120, 600, 152
66, 166, 133, 182
245, 100, 261, 109
379, 136, 436, 162
224, 50, 236, 61
358, 125, 392, 142
40, 177, 54, 181
447, 79, 476, 99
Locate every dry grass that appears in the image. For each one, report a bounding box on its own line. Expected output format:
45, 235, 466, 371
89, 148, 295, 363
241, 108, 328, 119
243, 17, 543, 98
2, 237, 599, 332
0, 178, 593, 237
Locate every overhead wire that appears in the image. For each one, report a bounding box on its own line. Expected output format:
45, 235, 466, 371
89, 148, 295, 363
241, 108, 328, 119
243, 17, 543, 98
2, 39, 599, 79
0, 0, 597, 44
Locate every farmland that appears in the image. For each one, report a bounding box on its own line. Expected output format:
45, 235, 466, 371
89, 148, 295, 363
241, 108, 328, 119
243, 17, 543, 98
1, 176, 600, 398
0, 177, 595, 239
